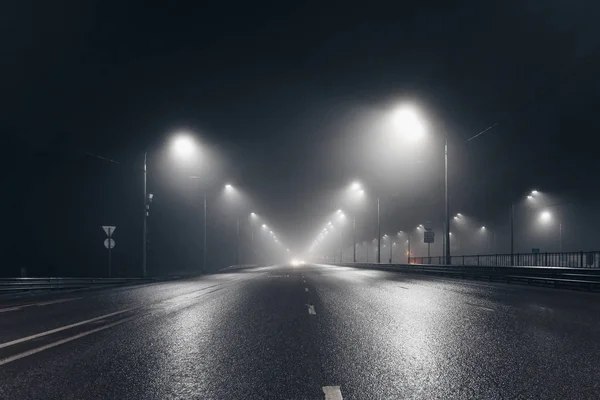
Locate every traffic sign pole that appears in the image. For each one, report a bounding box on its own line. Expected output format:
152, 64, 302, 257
108, 227, 112, 277
102, 226, 116, 277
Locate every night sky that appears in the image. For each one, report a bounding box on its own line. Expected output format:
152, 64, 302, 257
4, 1, 600, 276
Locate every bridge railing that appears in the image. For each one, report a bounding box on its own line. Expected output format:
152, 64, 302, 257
409, 251, 600, 268
0, 277, 162, 295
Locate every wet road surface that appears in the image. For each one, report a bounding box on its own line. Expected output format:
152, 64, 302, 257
1, 264, 599, 399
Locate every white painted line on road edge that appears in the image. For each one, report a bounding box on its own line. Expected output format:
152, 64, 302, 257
306, 304, 316, 315
0, 316, 136, 366
0, 307, 136, 350
34, 297, 81, 306
305, 288, 309, 292
0, 297, 81, 314
0, 307, 22, 313
465, 302, 495, 312
323, 386, 343, 399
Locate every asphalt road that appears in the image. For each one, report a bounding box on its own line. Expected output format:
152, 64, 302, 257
1, 264, 599, 399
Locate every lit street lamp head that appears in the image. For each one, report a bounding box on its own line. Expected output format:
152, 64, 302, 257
171, 134, 198, 160
539, 210, 552, 223
393, 105, 426, 140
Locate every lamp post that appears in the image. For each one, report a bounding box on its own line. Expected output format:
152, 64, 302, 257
377, 197, 381, 263
143, 134, 199, 277
391, 106, 450, 264
445, 132, 450, 264
143, 152, 147, 277
353, 215, 356, 263
511, 190, 539, 265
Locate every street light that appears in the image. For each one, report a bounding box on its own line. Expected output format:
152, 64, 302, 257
511, 189, 540, 265
171, 134, 197, 159
393, 106, 426, 140
538, 210, 563, 252
391, 104, 450, 264
539, 210, 552, 222
223, 183, 242, 265
143, 132, 200, 277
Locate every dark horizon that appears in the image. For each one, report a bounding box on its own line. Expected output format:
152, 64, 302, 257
4, 1, 600, 276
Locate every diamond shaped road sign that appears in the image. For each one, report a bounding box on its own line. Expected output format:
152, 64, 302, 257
102, 226, 116, 237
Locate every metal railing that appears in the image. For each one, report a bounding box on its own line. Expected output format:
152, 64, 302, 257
328, 262, 600, 291
409, 251, 600, 268
0, 277, 157, 295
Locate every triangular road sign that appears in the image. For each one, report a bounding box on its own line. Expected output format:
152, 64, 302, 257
102, 226, 116, 236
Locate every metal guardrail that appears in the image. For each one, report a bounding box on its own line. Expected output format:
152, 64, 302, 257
219, 264, 259, 271
331, 263, 600, 291
409, 251, 600, 268
0, 277, 156, 294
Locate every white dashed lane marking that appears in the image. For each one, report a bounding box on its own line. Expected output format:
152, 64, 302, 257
306, 304, 316, 315
323, 386, 343, 399
305, 288, 309, 292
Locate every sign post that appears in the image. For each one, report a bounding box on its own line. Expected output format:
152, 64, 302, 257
424, 222, 435, 260
103, 226, 116, 277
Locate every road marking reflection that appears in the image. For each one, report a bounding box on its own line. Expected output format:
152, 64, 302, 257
0, 308, 136, 350
322, 385, 343, 399
0, 316, 135, 366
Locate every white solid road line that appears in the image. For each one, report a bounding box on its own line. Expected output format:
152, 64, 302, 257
0, 316, 135, 366
34, 297, 81, 306
0, 297, 81, 314
322, 386, 343, 399
307, 304, 316, 315
0, 307, 136, 350
465, 302, 496, 312
0, 307, 22, 313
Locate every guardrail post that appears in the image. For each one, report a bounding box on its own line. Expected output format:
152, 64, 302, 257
580, 251, 583, 267
477, 255, 480, 266
544, 252, 548, 266
462, 255, 465, 264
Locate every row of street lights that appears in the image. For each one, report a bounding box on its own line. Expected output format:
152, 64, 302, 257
142, 133, 288, 276
309, 182, 564, 264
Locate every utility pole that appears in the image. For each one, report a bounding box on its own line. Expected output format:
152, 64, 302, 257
444, 132, 450, 265
353, 215, 357, 263
510, 202, 515, 266
377, 197, 381, 263
203, 189, 207, 273
559, 223, 563, 252
339, 227, 343, 263
236, 217, 240, 265
142, 152, 147, 277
